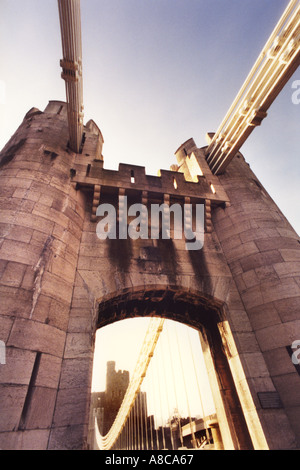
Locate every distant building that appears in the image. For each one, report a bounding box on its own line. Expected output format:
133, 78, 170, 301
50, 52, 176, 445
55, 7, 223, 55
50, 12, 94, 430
93, 361, 129, 435
92, 361, 152, 449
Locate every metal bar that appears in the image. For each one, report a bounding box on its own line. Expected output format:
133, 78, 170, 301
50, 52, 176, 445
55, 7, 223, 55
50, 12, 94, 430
58, 0, 84, 153
206, 0, 300, 174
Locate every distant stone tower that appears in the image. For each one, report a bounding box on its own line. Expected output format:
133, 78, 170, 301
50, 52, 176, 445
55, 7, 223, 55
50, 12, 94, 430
0, 101, 299, 450
102, 361, 129, 434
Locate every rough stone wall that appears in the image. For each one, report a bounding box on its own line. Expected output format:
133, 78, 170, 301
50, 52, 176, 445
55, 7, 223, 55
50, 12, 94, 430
0, 102, 91, 449
213, 152, 300, 449
70, 143, 274, 450
0, 101, 299, 450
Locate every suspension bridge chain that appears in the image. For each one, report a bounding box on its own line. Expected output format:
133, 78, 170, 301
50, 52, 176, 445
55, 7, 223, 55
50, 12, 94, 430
94, 317, 165, 450
206, 0, 300, 174
58, 0, 84, 153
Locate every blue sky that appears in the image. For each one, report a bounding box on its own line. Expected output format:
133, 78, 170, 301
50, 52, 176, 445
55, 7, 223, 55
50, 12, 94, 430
0, 0, 299, 234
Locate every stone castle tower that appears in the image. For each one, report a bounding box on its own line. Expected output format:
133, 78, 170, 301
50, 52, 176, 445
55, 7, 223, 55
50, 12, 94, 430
0, 100, 299, 449
92, 361, 148, 441
102, 361, 130, 435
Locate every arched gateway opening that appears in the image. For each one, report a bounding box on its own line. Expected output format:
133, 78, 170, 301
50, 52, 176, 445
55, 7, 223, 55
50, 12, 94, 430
88, 286, 255, 450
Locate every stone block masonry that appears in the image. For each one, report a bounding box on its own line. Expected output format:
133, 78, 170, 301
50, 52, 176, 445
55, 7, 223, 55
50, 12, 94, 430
213, 151, 300, 449
0, 101, 90, 449
0, 102, 299, 450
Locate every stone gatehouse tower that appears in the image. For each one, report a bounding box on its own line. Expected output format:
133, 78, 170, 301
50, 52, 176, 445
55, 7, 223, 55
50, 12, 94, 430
99, 361, 130, 435
0, 100, 299, 450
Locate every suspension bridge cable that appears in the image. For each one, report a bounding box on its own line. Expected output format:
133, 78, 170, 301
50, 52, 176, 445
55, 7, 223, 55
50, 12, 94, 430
160, 323, 175, 449
186, 326, 211, 445
150, 412, 154, 450
139, 393, 144, 450
148, 354, 160, 450
174, 322, 197, 449
158, 339, 167, 449
137, 394, 140, 450
151, 356, 160, 450
145, 370, 155, 450
143, 391, 149, 450
166, 321, 183, 448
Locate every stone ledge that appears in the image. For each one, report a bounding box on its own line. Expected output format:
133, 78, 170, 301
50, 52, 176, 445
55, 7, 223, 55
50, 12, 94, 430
7, 319, 66, 358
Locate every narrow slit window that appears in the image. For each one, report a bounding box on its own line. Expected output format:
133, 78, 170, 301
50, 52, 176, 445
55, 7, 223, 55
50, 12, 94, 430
173, 177, 178, 190
131, 170, 135, 184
